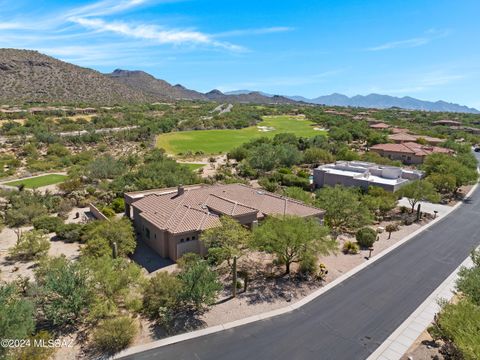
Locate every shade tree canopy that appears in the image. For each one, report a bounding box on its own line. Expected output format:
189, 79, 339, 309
251, 215, 336, 274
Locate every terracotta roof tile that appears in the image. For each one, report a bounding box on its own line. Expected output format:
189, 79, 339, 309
371, 142, 452, 157
132, 184, 324, 234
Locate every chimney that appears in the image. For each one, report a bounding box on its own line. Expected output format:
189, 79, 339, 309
177, 184, 185, 196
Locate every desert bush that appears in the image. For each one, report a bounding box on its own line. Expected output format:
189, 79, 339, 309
299, 255, 317, 275
110, 198, 125, 213
0, 283, 35, 359
100, 206, 116, 219
81, 219, 136, 258
355, 227, 377, 249
32, 215, 64, 233
9, 230, 50, 261
12, 330, 56, 360
385, 223, 400, 239
342, 241, 360, 254
56, 223, 83, 243
35, 256, 92, 327
92, 316, 137, 355
143, 272, 183, 319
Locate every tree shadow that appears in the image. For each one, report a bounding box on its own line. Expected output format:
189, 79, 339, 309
238, 273, 322, 305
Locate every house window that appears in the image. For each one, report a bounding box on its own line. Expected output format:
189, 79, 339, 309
186, 237, 190, 242
145, 228, 150, 240
407, 156, 411, 161
154, 234, 157, 239
180, 238, 184, 243
192, 236, 196, 240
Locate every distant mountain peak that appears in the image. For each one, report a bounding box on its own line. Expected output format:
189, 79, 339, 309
207, 89, 224, 95
1, 49, 476, 111
295, 93, 479, 113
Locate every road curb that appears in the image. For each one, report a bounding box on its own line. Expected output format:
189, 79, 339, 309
114, 181, 479, 359
367, 247, 478, 360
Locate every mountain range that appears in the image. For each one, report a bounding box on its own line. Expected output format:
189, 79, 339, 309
0, 48, 477, 113
289, 93, 479, 113
226, 90, 479, 113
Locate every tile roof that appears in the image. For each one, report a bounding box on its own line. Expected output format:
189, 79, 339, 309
132, 184, 324, 234
369, 122, 390, 129
388, 133, 444, 144
371, 142, 452, 157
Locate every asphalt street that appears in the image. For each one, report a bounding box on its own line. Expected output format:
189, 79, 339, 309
123, 154, 480, 360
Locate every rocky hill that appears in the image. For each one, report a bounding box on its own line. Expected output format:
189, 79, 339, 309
0, 49, 149, 104
106, 69, 207, 101
108, 71, 296, 104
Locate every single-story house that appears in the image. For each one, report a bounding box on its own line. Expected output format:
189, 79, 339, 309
369, 122, 390, 130
433, 120, 462, 126
313, 161, 423, 192
370, 142, 452, 164
388, 133, 444, 145
124, 184, 325, 261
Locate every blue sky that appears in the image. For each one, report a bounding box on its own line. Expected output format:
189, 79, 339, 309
1, 0, 479, 108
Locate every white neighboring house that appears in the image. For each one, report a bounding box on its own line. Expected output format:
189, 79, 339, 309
313, 161, 423, 192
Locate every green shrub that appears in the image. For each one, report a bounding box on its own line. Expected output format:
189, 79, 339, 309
342, 241, 360, 254
143, 272, 183, 319
110, 198, 125, 213
101, 206, 116, 219
81, 219, 136, 258
429, 299, 480, 360
92, 317, 137, 355
0, 283, 35, 359
355, 227, 377, 249
297, 169, 310, 178
385, 223, 400, 239
279, 173, 310, 190
35, 256, 91, 327
32, 215, 64, 233
299, 255, 317, 275
56, 223, 83, 243
9, 230, 50, 261
278, 167, 293, 175
258, 177, 279, 192
12, 330, 56, 360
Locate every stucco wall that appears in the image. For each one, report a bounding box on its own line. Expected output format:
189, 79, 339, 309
371, 149, 423, 164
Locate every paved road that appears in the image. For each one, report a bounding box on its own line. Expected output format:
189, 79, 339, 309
123, 156, 480, 360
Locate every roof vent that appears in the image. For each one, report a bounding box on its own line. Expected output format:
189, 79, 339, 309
256, 191, 265, 195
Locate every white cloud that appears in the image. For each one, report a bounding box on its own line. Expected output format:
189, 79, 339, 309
367, 37, 430, 51
366, 29, 450, 51
69, 17, 246, 51
0, 22, 26, 30
66, 0, 150, 18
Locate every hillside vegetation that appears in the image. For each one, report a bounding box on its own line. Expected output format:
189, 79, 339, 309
0, 49, 149, 104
